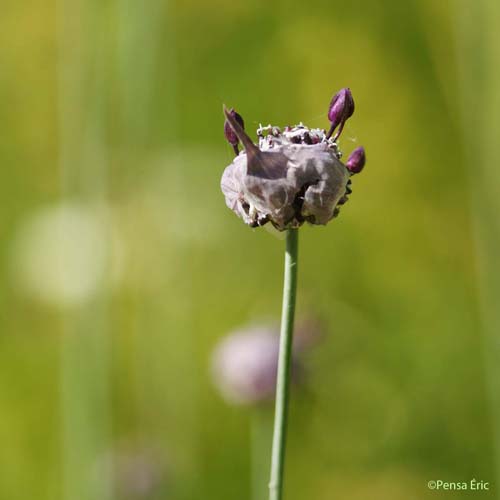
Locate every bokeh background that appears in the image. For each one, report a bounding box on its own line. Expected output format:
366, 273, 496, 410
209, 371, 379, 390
2, 0, 500, 498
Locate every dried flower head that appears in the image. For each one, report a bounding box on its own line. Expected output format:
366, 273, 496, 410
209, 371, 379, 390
220, 89, 366, 231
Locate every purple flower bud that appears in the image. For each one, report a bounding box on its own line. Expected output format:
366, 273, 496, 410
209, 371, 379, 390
346, 146, 366, 174
224, 108, 245, 155
326, 88, 355, 141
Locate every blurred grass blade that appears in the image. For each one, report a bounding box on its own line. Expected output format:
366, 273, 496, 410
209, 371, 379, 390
455, 0, 500, 491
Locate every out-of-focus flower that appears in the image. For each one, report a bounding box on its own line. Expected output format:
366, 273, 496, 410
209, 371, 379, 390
9, 202, 121, 307
211, 322, 318, 406
94, 442, 168, 500
113, 449, 166, 500
220, 89, 367, 231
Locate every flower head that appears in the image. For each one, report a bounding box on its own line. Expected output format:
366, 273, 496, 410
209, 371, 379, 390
220, 89, 367, 231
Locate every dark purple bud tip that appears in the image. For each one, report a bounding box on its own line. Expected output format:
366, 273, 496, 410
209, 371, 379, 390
326, 88, 355, 140
224, 108, 245, 147
346, 146, 366, 174
223, 105, 260, 162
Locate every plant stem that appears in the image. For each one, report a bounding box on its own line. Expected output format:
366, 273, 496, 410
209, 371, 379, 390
269, 228, 299, 500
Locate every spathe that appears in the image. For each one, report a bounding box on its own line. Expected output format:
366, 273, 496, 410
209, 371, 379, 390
223, 105, 288, 180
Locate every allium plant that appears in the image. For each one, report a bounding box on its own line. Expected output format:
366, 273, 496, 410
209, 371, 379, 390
220, 88, 366, 500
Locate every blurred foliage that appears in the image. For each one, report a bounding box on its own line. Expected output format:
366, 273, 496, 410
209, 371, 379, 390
1, 0, 499, 498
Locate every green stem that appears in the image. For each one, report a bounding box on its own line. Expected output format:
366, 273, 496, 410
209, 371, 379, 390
269, 228, 299, 500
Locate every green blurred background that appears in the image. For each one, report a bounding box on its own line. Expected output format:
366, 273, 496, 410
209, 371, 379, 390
2, 0, 500, 498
